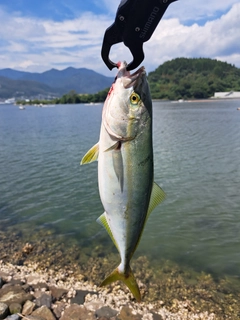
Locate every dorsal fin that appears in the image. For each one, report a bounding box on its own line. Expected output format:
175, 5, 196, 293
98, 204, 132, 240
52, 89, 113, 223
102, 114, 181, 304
147, 182, 166, 219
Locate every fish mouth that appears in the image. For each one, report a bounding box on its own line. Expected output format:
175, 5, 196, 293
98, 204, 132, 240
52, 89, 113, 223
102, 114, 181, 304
116, 61, 146, 89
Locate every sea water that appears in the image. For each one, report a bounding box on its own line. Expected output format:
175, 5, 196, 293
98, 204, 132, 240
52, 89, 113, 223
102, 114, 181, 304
0, 100, 239, 278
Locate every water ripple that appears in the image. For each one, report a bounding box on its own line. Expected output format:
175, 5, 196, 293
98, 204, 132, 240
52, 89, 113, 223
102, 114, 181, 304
1, 101, 240, 277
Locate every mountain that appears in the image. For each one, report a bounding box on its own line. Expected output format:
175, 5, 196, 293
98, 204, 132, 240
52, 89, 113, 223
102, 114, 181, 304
0, 68, 28, 80
148, 57, 240, 100
0, 67, 113, 99
0, 76, 62, 99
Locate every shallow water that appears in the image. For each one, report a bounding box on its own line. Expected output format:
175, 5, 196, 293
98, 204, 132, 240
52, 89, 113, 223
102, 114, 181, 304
0, 100, 240, 279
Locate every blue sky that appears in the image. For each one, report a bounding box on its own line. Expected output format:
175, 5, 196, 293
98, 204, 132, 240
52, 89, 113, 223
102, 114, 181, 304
0, 0, 239, 76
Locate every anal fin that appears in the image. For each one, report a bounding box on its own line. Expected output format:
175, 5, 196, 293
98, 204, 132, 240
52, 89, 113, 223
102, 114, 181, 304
97, 212, 119, 252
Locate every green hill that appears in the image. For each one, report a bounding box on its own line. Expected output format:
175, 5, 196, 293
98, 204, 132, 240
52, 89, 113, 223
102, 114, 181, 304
148, 58, 240, 100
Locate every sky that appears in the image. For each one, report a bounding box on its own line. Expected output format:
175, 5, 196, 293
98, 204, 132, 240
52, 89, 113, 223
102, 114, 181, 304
0, 0, 239, 76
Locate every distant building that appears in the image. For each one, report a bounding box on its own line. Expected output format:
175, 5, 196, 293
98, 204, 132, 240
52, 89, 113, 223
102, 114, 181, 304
213, 91, 240, 98
4, 98, 16, 104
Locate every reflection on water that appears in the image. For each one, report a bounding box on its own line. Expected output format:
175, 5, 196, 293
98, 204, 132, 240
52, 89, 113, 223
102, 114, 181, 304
0, 100, 240, 279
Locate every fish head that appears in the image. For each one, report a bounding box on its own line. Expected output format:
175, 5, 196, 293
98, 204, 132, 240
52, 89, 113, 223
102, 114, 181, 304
103, 61, 152, 141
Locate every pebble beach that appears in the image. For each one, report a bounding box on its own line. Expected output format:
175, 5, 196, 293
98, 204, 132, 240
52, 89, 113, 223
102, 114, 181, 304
1, 228, 240, 320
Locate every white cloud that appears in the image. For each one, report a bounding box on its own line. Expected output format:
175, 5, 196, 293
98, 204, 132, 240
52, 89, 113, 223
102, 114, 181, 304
0, 3, 239, 76
0, 10, 45, 40
98, 0, 240, 23
216, 53, 240, 68
167, 0, 240, 23
143, 3, 240, 71
0, 9, 113, 74
6, 41, 27, 53
19, 60, 38, 69
42, 13, 110, 48
98, 0, 119, 15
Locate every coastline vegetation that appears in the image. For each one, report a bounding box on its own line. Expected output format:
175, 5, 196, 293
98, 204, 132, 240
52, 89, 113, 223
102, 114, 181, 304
16, 87, 110, 105
16, 58, 240, 105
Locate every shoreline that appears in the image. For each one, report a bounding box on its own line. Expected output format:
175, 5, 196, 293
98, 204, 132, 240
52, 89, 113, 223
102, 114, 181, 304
0, 260, 215, 320
2, 96, 239, 106
1, 228, 240, 319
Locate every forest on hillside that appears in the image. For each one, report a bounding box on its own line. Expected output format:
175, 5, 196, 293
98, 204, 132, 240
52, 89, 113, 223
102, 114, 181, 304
148, 57, 240, 100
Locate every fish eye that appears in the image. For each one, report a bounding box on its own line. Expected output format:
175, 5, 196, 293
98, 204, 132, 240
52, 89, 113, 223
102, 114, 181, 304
130, 92, 140, 106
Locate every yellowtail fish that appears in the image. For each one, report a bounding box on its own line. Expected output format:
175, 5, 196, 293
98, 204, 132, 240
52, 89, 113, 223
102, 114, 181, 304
81, 61, 165, 301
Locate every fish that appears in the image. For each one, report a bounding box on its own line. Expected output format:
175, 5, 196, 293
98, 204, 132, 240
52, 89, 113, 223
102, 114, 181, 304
80, 61, 165, 302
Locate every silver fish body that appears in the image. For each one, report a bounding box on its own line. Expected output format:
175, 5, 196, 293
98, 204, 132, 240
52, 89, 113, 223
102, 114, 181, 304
81, 62, 165, 301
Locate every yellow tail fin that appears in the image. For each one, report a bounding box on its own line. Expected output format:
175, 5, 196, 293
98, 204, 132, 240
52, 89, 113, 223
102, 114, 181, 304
100, 266, 141, 302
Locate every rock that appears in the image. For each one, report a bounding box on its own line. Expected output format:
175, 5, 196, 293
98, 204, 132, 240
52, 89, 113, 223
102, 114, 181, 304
22, 300, 36, 315
31, 305, 56, 320
60, 304, 95, 320
22, 242, 34, 254
49, 286, 68, 300
21, 284, 31, 292
23, 316, 45, 320
95, 306, 118, 318
70, 290, 91, 305
7, 280, 23, 286
35, 292, 52, 309
0, 272, 9, 283
9, 302, 22, 314
0, 284, 12, 290
4, 315, 21, 320
0, 279, 3, 289
151, 313, 164, 320
0, 285, 33, 306
52, 301, 66, 318
117, 306, 141, 320
27, 276, 44, 285
84, 301, 105, 312
0, 302, 9, 320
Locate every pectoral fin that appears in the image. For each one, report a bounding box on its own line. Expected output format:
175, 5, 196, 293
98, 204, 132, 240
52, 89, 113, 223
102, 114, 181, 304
147, 182, 166, 219
104, 141, 121, 152
103, 142, 124, 191
112, 149, 124, 192
97, 212, 119, 252
80, 142, 99, 165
